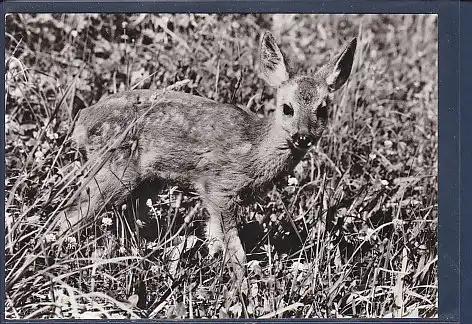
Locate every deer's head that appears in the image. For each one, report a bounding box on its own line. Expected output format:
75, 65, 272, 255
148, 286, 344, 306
259, 32, 357, 152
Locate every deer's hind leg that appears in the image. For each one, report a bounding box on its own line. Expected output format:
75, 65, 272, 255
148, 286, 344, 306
60, 163, 140, 235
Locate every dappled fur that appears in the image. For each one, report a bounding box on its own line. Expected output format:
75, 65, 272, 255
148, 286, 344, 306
62, 32, 356, 280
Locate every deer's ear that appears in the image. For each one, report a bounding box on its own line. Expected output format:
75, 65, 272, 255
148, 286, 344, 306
318, 38, 357, 92
259, 32, 289, 88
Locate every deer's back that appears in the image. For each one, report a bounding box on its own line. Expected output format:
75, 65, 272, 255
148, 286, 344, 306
72, 90, 268, 191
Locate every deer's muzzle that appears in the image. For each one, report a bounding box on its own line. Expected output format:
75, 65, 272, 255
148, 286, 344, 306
291, 133, 314, 150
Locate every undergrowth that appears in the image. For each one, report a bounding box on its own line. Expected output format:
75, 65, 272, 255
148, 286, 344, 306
4, 13, 438, 319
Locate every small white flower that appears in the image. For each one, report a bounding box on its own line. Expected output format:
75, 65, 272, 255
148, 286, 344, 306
34, 150, 44, 161
65, 237, 77, 250
66, 236, 77, 246
384, 140, 393, 148
288, 176, 298, 186
101, 216, 112, 226
392, 218, 405, 232
150, 265, 160, 274
381, 179, 389, 186
364, 228, 378, 242
146, 241, 159, 250
70, 30, 78, 38
369, 153, 377, 160
146, 199, 153, 208
44, 233, 57, 243
291, 261, 308, 273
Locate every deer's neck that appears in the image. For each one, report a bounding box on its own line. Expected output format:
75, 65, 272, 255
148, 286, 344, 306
248, 117, 301, 190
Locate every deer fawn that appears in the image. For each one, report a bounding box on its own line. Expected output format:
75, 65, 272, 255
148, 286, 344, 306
61, 31, 356, 280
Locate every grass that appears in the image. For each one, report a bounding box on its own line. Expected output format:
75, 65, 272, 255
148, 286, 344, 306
4, 13, 438, 319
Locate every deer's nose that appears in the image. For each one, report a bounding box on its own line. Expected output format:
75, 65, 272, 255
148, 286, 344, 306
292, 133, 314, 149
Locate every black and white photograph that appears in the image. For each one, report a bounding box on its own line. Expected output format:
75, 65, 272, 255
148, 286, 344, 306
4, 13, 438, 319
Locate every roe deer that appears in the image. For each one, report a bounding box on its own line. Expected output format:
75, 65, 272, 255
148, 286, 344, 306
61, 31, 357, 280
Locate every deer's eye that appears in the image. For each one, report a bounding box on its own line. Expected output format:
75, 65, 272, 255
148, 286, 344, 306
283, 103, 294, 116
316, 99, 329, 119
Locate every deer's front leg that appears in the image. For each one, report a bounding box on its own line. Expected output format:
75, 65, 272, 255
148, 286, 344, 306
203, 194, 246, 281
